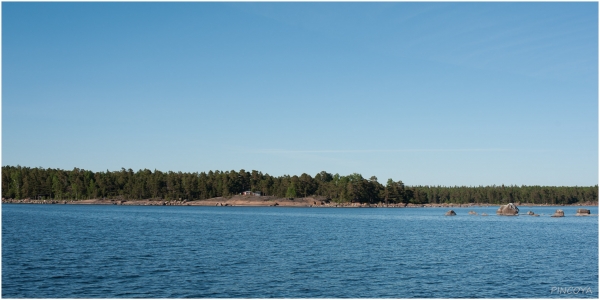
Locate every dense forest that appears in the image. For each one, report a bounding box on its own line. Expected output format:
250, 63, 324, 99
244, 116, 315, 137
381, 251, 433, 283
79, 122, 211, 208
1, 166, 597, 205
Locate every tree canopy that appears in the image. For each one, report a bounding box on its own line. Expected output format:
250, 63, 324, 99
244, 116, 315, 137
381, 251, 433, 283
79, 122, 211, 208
2, 165, 597, 205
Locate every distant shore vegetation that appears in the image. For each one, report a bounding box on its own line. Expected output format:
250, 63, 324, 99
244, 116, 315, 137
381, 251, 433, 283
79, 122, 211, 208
2, 166, 597, 205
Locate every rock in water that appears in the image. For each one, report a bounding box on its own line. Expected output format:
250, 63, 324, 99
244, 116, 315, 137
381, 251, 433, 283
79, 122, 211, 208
468, 210, 477, 215
527, 211, 535, 215
496, 203, 519, 216
551, 209, 565, 217
445, 210, 456, 216
576, 209, 591, 216
481, 213, 488, 216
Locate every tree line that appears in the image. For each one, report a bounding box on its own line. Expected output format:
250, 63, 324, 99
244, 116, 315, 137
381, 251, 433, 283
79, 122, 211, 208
2, 165, 597, 205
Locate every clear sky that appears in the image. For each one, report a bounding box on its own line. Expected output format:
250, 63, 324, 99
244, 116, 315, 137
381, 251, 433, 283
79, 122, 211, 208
2, 2, 598, 186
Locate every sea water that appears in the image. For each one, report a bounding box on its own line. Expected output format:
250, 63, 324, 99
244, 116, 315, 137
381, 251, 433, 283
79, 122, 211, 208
2, 204, 598, 298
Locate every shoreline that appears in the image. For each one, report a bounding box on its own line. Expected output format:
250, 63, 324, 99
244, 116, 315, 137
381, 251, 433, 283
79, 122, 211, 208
2, 196, 597, 208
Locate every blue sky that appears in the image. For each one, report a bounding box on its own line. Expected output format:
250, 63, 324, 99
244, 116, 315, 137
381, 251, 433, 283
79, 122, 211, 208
2, 2, 598, 186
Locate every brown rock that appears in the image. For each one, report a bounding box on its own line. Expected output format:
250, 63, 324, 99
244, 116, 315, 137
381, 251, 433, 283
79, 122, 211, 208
468, 210, 477, 215
527, 211, 535, 215
551, 209, 565, 217
496, 203, 519, 216
445, 210, 456, 216
576, 209, 591, 216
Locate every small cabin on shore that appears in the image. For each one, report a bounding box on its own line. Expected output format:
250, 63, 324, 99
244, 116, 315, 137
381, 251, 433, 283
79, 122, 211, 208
242, 191, 261, 196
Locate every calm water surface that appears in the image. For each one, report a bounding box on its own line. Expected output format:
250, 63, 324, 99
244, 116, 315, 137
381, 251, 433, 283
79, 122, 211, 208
2, 204, 598, 298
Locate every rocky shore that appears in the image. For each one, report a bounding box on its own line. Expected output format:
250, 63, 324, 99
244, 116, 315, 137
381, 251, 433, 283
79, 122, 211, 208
2, 196, 597, 208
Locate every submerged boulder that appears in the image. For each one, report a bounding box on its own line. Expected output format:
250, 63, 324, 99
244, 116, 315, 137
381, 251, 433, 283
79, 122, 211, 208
576, 209, 591, 216
496, 203, 519, 216
527, 211, 535, 215
445, 210, 456, 216
468, 210, 478, 215
481, 213, 488, 216
551, 209, 565, 217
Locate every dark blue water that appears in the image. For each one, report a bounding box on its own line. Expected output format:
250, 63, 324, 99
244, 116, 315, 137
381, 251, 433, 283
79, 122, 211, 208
2, 204, 598, 298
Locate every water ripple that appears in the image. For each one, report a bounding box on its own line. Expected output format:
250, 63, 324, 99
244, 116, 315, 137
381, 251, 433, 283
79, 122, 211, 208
2, 204, 598, 298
